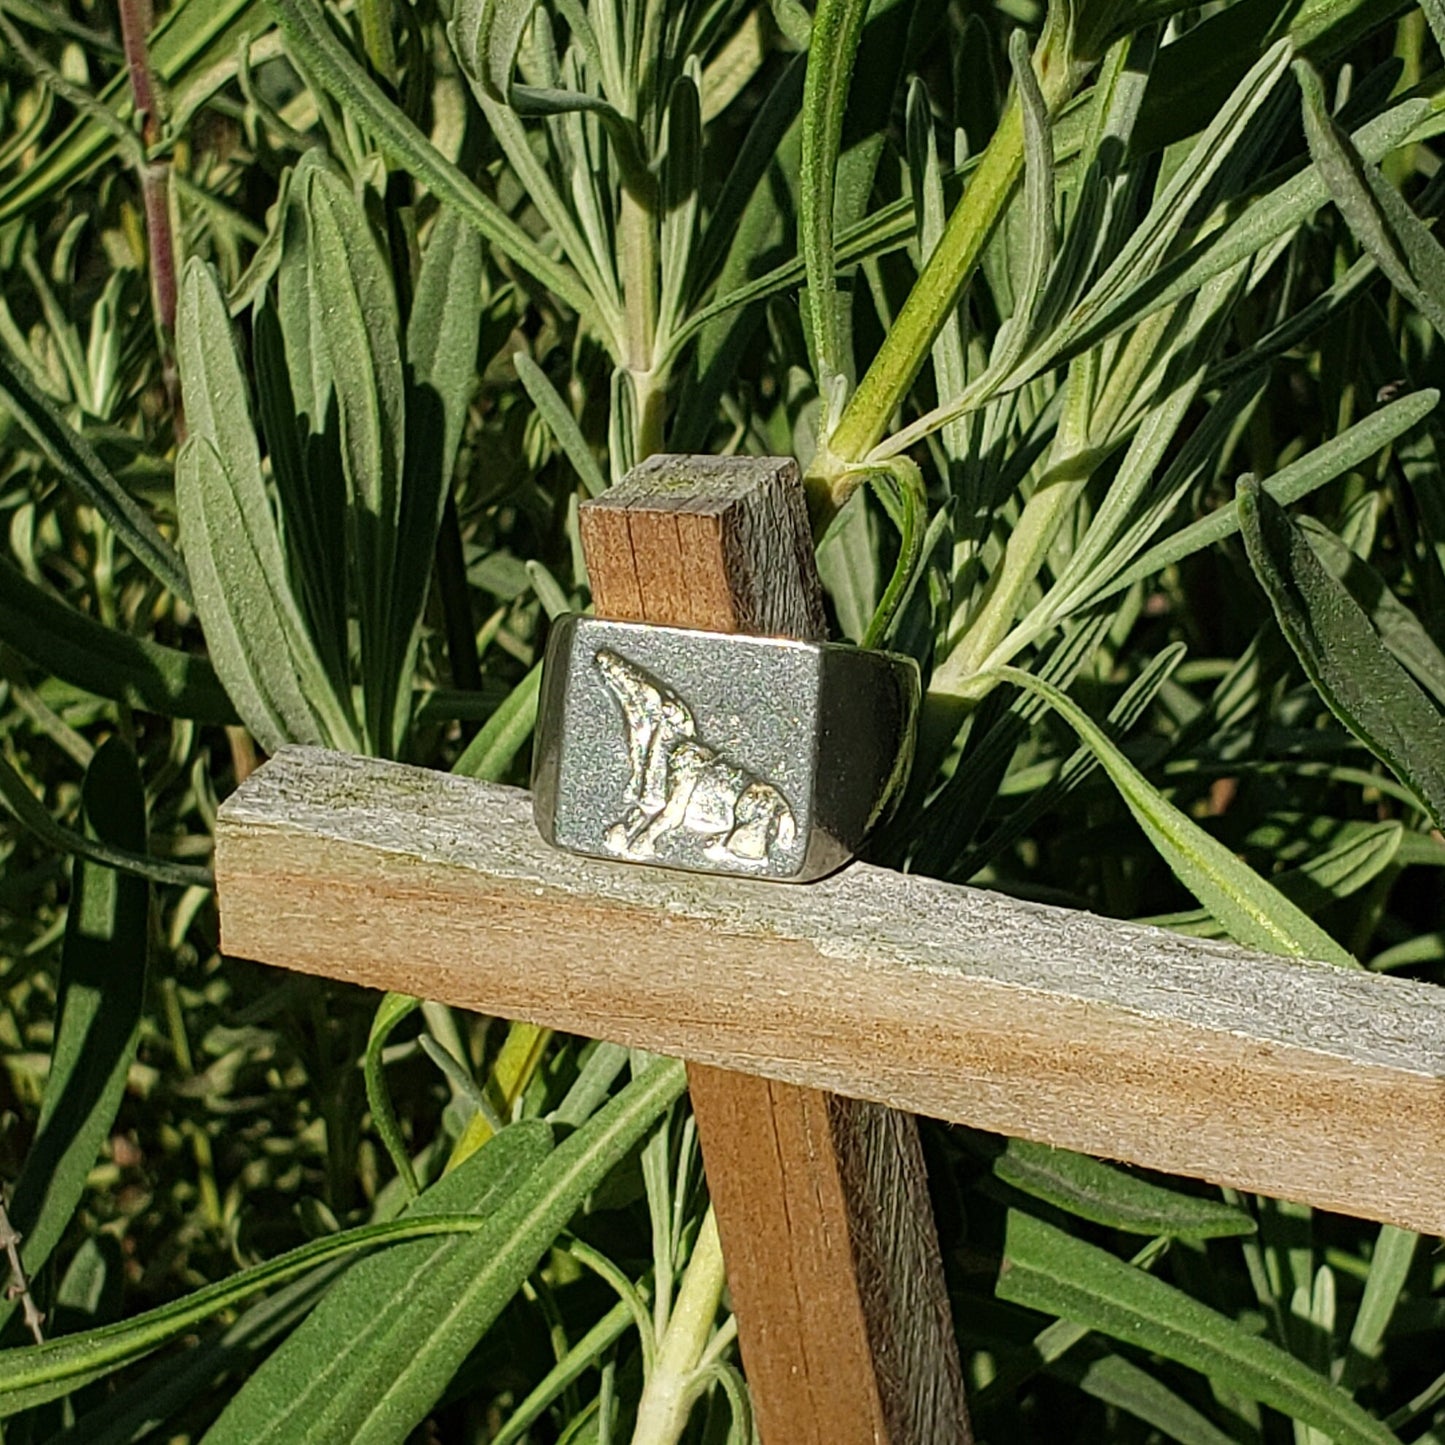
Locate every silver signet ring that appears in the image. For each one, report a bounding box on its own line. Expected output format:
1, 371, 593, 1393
532, 615, 920, 882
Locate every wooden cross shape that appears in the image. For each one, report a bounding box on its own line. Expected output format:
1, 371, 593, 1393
215, 456, 1445, 1445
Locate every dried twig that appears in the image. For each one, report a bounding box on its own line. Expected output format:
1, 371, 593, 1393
0, 1189, 45, 1345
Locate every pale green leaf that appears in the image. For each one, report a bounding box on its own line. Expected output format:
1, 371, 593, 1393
996, 1140, 1256, 1239
1296, 61, 1445, 342
993, 666, 1357, 966
1098, 390, 1439, 604
267, 0, 598, 326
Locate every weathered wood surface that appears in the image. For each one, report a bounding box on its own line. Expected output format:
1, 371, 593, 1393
577, 455, 970, 1445
217, 747, 1445, 1237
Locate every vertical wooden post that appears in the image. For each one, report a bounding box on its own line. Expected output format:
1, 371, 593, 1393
578, 454, 971, 1445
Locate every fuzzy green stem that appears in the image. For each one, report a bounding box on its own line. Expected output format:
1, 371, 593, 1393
824, 95, 1025, 472
808, 24, 1083, 522
631, 1207, 728, 1445
620, 161, 665, 456
930, 451, 1098, 700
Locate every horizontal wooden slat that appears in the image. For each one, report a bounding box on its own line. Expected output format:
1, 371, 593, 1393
216, 746, 1445, 1235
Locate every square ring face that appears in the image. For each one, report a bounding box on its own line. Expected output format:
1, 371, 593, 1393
536, 618, 822, 879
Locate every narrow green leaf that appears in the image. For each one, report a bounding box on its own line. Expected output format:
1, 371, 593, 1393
799, 0, 869, 384
0, 343, 189, 603
492, 1300, 636, 1445
995, 1140, 1255, 1239
1050, 1349, 1239, 1445
453, 664, 541, 781
176, 259, 355, 754
266, 0, 598, 326
1, 740, 148, 1336
57, 1266, 352, 1445
998, 1212, 1399, 1445
1143, 822, 1406, 937
0, 749, 210, 889
0, 555, 235, 723
364, 994, 423, 1199
0, 1215, 506, 1414
1343, 1226, 1419, 1389
1098, 390, 1439, 604
657, 69, 703, 344
211, 1057, 687, 1444
202, 1122, 553, 1444
1238, 476, 1445, 830
1296, 61, 1445, 342
994, 666, 1357, 967
514, 352, 607, 498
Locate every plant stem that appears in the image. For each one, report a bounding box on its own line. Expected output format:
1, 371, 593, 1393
820, 96, 1025, 475
631, 1206, 728, 1445
808, 24, 1083, 519
620, 173, 664, 458
117, 0, 183, 433
0, 1190, 44, 1344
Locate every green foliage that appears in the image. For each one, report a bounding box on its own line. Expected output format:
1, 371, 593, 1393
0, 0, 1441, 1439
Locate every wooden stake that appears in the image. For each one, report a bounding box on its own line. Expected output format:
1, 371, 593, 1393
578, 455, 971, 1445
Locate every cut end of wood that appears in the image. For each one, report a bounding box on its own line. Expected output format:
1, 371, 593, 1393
579, 454, 827, 641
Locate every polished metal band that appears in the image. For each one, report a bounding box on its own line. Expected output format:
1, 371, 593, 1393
532, 615, 919, 882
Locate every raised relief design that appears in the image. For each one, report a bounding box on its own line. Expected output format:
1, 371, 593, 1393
593, 648, 796, 864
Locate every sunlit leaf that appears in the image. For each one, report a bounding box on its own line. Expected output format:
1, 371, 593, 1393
1238, 476, 1445, 830
999, 1212, 1399, 1445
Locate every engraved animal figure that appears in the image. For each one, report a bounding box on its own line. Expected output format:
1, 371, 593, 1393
592, 648, 797, 864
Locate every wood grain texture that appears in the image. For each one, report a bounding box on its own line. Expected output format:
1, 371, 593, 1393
216, 749, 1445, 1236
578, 454, 827, 640
578, 454, 969, 1445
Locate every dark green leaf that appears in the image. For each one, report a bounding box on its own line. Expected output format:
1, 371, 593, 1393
0, 555, 235, 723
279, 156, 406, 756
202, 1122, 554, 1443
1296, 60, 1445, 342
1238, 476, 1445, 829
0, 748, 210, 889
1299, 516, 1445, 709
0, 1215, 507, 1414
799, 0, 869, 382
998, 1212, 1400, 1445
205, 1057, 686, 1444
2, 740, 148, 1336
